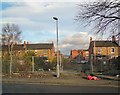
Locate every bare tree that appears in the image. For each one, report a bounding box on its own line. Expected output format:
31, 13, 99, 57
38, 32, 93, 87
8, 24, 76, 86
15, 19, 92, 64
2, 23, 22, 77
75, 0, 120, 39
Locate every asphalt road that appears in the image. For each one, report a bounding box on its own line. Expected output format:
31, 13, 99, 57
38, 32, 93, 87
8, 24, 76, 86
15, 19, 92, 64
2, 83, 119, 93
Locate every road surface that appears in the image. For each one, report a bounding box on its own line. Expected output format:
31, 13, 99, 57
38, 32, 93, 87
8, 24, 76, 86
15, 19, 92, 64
2, 83, 119, 93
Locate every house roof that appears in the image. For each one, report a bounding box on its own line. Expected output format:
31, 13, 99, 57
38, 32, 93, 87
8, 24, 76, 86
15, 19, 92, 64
90, 41, 119, 47
71, 49, 89, 52
27, 43, 53, 50
2, 43, 54, 51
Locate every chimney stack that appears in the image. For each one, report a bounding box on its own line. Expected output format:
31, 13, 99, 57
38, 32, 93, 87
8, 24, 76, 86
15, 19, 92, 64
23, 41, 26, 49
90, 37, 92, 43
27, 41, 29, 44
112, 36, 116, 42
14, 42, 17, 45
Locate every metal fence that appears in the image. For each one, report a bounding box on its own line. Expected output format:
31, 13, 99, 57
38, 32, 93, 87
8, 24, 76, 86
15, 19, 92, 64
92, 58, 119, 75
2, 56, 119, 76
2, 57, 56, 74
69, 58, 119, 76
2, 60, 31, 74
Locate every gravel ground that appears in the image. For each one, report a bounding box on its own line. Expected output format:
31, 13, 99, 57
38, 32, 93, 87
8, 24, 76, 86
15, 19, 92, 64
2, 71, 119, 87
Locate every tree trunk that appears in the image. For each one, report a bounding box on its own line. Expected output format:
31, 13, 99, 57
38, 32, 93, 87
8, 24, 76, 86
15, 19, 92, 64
9, 43, 14, 78
10, 52, 12, 77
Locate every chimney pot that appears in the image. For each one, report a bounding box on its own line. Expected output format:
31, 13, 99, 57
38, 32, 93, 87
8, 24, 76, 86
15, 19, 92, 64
27, 41, 29, 44
90, 37, 92, 43
24, 41, 26, 48
112, 36, 116, 42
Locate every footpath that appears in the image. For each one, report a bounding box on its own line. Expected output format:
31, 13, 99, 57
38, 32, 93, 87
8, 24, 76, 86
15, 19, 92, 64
2, 71, 119, 87
95, 74, 120, 81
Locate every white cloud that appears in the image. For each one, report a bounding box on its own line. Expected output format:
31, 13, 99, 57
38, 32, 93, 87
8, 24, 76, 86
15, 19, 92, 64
61, 44, 72, 48
2, 2, 77, 30
1, 2, 94, 55
2, 0, 99, 2
59, 32, 91, 55
2, 3, 78, 33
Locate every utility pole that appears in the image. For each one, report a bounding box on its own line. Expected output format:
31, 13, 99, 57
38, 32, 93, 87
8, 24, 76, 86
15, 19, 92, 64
90, 54, 94, 74
94, 41, 96, 64
32, 56, 35, 73
60, 55, 63, 72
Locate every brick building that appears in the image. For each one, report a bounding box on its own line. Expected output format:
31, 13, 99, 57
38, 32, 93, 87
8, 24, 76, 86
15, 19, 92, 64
2, 41, 55, 62
70, 49, 89, 63
89, 36, 120, 64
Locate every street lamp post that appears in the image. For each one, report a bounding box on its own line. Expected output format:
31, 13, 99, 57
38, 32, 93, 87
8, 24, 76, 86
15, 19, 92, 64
53, 17, 60, 78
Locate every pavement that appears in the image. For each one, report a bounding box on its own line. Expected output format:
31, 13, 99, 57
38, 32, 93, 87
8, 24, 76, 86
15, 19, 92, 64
2, 71, 119, 87
95, 74, 120, 81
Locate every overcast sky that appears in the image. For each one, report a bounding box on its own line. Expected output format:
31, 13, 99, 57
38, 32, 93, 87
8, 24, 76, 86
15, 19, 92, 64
1, 0, 100, 55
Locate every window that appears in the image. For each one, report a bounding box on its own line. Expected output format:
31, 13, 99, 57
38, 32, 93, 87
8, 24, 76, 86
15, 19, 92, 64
18, 51, 21, 54
111, 48, 115, 53
86, 51, 89, 56
98, 47, 102, 54
42, 50, 47, 54
34, 50, 38, 54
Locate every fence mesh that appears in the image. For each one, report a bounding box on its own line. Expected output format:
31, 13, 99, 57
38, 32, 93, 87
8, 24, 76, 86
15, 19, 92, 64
2, 56, 56, 74
2, 55, 120, 77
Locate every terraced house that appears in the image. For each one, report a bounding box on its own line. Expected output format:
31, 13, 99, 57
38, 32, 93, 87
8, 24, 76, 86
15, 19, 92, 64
70, 49, 89, 63
89, 36, 120, 64
2, 41, 55, 63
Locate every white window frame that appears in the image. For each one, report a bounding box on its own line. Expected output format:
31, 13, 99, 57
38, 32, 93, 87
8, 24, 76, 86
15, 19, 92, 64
34, 50, 38, 54
98, 47, 102, 54
86, 51, 89, 56
18, 51, 21, 54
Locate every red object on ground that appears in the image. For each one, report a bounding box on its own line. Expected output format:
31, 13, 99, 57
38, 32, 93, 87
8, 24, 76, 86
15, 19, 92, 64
87, 75, 100, 80
87, 75, 93, 80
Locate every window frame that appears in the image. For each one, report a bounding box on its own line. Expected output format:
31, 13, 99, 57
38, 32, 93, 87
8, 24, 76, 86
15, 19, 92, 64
98, 47, 102, 54
111, 47, 115, 53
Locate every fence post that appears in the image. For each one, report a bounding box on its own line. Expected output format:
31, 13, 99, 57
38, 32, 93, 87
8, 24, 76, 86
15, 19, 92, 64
90, 54, 94, 74
32, 56, 34, 73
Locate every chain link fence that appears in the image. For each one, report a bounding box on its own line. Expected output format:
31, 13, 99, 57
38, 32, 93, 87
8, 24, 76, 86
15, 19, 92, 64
2, 56, 56, 74
2, 60, 31, 74
2, 55, 119, 77
92, 57, 120, 76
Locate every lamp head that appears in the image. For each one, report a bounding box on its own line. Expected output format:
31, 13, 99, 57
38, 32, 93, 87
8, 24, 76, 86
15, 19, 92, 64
53, 17, 58, 20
